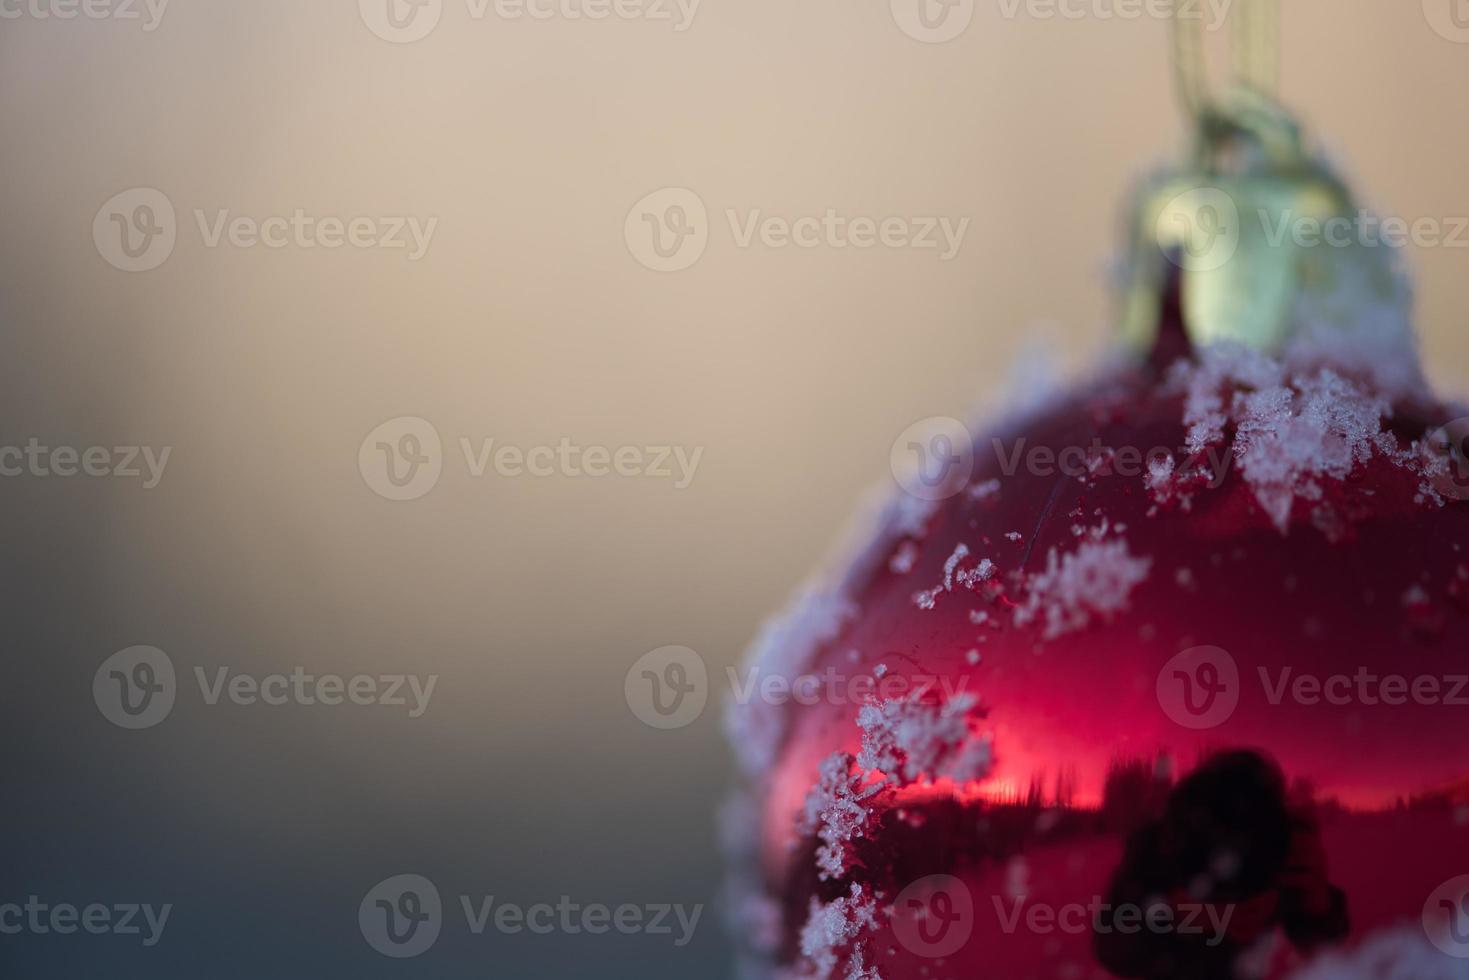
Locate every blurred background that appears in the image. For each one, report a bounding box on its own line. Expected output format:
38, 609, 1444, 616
0, 1, 1464, 976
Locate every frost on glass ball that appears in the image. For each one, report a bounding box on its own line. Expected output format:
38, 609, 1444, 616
723, 279, 1469, 980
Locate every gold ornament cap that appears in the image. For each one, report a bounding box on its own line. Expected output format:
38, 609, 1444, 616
1122, 3, 1398, 355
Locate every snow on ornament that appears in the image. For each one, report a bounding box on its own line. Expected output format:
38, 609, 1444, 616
722, 8, 1469, 980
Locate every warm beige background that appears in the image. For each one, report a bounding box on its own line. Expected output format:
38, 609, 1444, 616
0, 2, 1464, 976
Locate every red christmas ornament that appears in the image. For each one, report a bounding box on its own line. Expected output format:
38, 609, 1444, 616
722, 75, 1469, 980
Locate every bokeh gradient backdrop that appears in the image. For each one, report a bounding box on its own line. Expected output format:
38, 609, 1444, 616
0, 1, 1466, 976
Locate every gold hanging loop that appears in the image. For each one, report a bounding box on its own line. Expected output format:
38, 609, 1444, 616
1169, 1, 1206, 119
1127, 0, 1397, 355
1171, 0, 1279, 119
1233, 0, 1279, 97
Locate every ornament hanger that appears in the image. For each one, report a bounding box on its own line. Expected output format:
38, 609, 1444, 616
1122, 0, 1398, 356
1170, 0, 1279, 120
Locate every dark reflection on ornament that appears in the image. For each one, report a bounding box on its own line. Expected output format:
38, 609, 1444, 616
1095, 750, 1348, 979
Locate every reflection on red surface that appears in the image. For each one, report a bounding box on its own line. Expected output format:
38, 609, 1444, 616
755, 345, 1469, 976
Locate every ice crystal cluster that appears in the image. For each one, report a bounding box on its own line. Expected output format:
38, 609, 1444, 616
798, 885, 881, 980
854, 694, 991, 785
1013, 538, 1153, 640
1160, 342, 1442, 531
